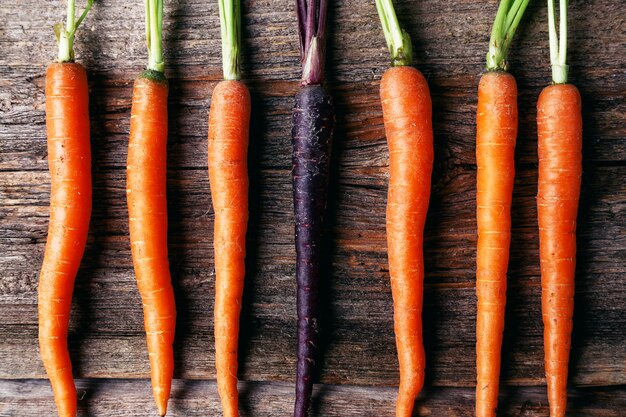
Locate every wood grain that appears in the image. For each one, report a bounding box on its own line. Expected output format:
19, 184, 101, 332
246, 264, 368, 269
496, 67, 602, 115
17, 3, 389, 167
1, 380, 625, 417
1, 165, 625, 387
0, 0, 624, 415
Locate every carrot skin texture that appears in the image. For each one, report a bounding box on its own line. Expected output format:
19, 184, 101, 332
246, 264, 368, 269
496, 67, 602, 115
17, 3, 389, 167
475, 71, 517, 417
39, 62, 92, 417
208, 80, 251, 417
537, 84, 582, 417
126, 72, 176, 417
380, 66, 433, 417
292, 84, 334, 417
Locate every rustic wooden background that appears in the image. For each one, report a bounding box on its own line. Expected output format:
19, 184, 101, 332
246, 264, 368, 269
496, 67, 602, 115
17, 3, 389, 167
0, 0, 624, 416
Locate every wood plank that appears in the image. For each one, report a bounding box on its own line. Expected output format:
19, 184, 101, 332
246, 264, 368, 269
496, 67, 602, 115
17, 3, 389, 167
0, 0, 625, 172
1, 0, 625, 407
1, 166, 624, 386
1, 379, 624, 417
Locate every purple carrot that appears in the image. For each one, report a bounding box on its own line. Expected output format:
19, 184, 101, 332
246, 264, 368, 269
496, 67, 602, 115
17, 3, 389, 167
292, 0, 334, 416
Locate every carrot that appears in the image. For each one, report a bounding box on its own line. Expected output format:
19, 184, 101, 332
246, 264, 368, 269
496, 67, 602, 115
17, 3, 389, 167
126, 1, 176, 415
208, 1, 251, 416
537, 2, 582, 416
292, 1, 334, 416
375, 2, 433, 415
38, 2, 93, 416
475, 2, 529, 416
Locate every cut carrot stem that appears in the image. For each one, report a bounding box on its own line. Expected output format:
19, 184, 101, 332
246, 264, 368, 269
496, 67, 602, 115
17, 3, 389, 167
375, 0, 412, 66
475, 1, 529, 416
485, 0, 530, 71
39, 2, 93, 416
375, 1, 433, 415
209, 0, 250, 416
127, 1, 175, 415
218, 0, 242, 81
145, 0, 165, 73
55, 0, 93, 63
547, 0, 568, 84
538, 2, 581, 416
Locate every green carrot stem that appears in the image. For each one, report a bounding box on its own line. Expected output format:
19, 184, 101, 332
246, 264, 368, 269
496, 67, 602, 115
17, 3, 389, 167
145, 0, 165, 73
374, 0, 412, 67
548, 0, 568, 84
56, 0, 94, 63
486, 0, 530, 71
218, 0, 241, 80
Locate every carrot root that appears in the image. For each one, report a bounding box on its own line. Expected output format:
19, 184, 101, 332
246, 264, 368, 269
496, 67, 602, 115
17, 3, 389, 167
537, 83, 582, 417
127, 71, 176, 416
292, 84, 334, 417
380, 65, 433, 417
475, 71, 518, 417
39, 62, 92, 417
208, 79, 251, 417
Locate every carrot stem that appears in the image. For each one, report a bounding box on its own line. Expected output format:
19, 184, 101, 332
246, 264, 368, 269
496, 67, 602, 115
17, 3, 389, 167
374, 0, 412, 67
548, 0, 568, 84
218, 0, 241, 80
145, 0, 165, 73
486, 0, 530, 71
55, 0, 93, 63
296, 0, 329, 85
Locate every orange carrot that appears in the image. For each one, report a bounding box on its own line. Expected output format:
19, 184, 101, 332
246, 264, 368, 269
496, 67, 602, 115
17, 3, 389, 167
39, 61, 91, 417
126, 1, 176, 415
38, 2, 93, 416
208, 80, 250, 417
376, 2, 433, 415
475, 2, 529, 415
208, 2, 250, 416
127, 71, 176, 417
381, 64, 433, 417
537, 2, 582, 416
537, 83, 581, 417
476, 71, 517, 417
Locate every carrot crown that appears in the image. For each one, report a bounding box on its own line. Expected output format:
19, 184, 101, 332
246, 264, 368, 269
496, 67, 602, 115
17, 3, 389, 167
296, 0, 329, 85
219, 0, 242, 80
486, 0, 530, 72
145, 0, 165, 73
374, 0, 412, 67
55, 0, 94, 63
547, 0, 569, 84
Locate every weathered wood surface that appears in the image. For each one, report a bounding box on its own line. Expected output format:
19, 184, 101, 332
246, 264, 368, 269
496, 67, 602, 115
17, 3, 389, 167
0, 0, 625, 415
2, 380, 626, 417
2, 166, 625, 387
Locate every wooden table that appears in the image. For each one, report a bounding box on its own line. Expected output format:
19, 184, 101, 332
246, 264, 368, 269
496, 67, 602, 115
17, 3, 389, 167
1, 0, 624, 415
